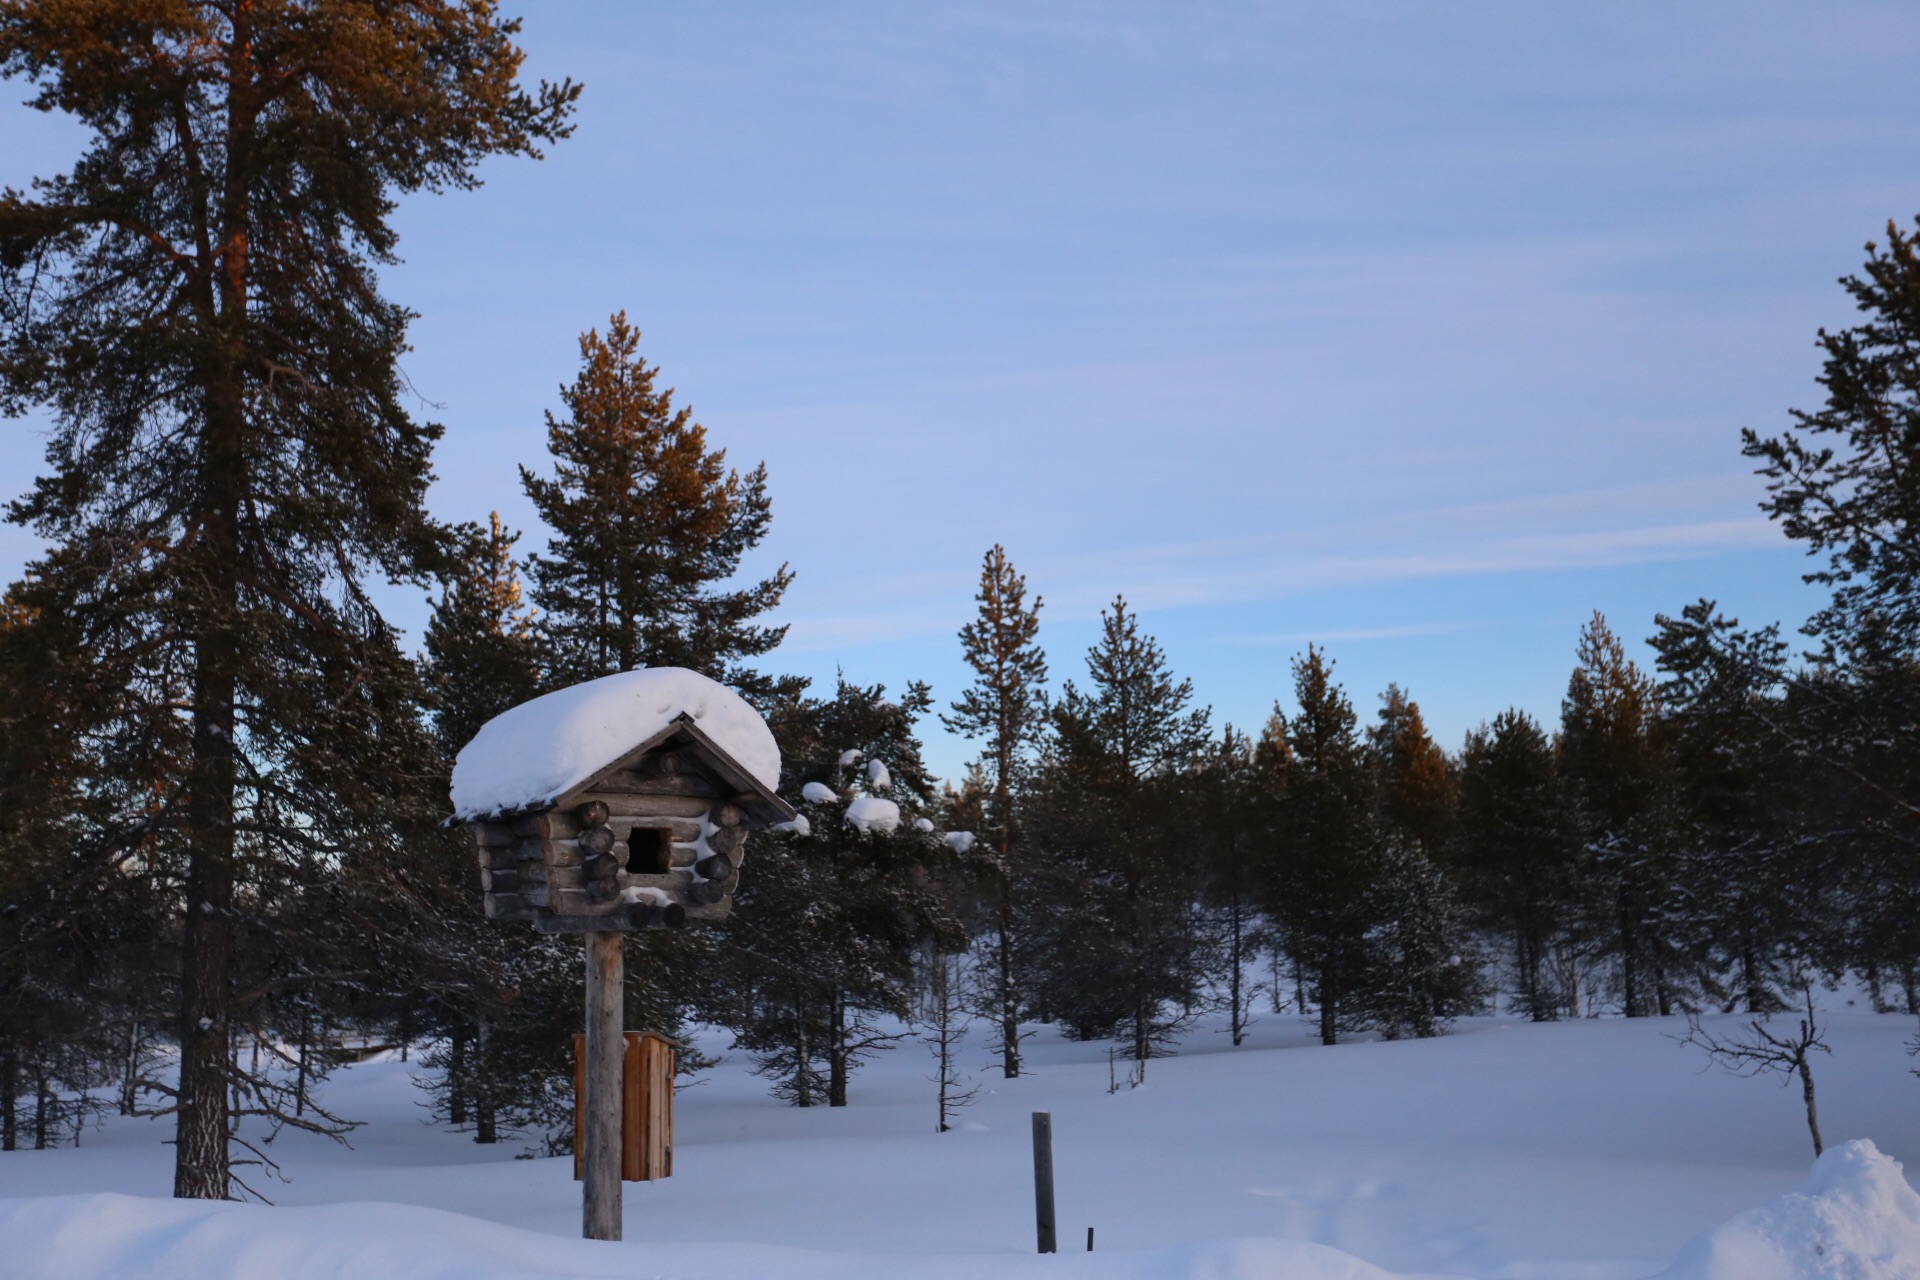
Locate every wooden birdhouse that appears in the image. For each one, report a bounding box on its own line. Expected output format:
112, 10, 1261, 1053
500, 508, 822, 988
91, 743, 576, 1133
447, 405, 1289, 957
449, 669, 795, 933
448, 668, 792, 1242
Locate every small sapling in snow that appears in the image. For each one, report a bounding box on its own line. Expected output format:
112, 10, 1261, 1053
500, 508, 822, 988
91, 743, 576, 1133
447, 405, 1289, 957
1678, 986, 1830, 1157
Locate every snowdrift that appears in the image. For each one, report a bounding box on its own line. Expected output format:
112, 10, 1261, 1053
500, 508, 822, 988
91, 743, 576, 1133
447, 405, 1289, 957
0, 1194, 1402, 1280
1654, 1139, 1920, 1280
5, 1143, 1918, 1280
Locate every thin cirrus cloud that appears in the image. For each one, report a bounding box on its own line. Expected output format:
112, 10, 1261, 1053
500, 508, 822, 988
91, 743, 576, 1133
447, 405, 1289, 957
1225, 621, 1489, 648
775, 475, 1782, 652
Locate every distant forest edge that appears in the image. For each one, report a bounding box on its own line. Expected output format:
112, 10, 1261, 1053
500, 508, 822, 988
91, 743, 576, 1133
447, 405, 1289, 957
1, 3, 1918, 1202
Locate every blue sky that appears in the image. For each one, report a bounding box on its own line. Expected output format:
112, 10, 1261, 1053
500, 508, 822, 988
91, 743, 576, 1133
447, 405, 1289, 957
5, 2, 1920, 780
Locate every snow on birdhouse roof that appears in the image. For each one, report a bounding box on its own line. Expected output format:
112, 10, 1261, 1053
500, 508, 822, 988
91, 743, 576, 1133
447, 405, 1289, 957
450, 667, 783, 821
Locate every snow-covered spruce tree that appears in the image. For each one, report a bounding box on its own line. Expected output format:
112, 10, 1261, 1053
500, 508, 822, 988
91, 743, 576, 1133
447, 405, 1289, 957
1559, 613, 1698, 1017
520, 312, 795, 696
726, 679, 965, 1106
0, 2, 575, 1197
1266, 648, 1378, 1046
1649, 601, 1811, 1014
1451, 710, 1585, 1019
1350, 839, 1481, 1039
941, 545, 1048, 1079
1023, 598, 1211, 1077
1741, 220, 1920, 1003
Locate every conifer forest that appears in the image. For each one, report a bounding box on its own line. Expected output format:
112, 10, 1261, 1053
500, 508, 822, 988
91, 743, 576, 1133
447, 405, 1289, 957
0, 6, 1918, 1260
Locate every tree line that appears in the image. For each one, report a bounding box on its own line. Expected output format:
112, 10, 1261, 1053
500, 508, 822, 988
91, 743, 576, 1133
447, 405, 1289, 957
1, 0, 1916, 1195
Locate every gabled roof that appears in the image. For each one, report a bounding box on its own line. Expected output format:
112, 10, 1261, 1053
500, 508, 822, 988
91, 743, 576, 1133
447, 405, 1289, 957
558, 713, 795, 826
449, 667, 787, 822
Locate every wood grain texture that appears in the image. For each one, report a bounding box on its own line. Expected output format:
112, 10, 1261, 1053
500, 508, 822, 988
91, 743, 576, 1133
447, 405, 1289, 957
582, 931, 625, 1241
578, 793, 713, 819
622, 1032, 674, 1181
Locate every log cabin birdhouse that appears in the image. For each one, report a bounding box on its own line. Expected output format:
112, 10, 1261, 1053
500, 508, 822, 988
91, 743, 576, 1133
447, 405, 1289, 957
449, 668, 794, 933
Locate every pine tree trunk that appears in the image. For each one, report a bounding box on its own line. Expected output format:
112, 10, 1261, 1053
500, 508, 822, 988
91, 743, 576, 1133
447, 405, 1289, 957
794, 1013, 811, 1109
175, 700, 237, 1198
120, 1020, 140, 1115
33, 1067, 50, 1150
1618, 895, 1641, 1018
1228, 891, 1246, 1047
997, 909, 1019, 1080
295, 1009, 311, 1118
934, 959, 952, 1132
1134, 994, 1150, 1071
993, 760, 1021, 1080
1318, 962, 1338, 1046
175, 5, 262, 1199
474, 1022, 496, 1143
448, 1024, 468, 1125
1, 1047, 16, 1151
828, 991, 848, 1107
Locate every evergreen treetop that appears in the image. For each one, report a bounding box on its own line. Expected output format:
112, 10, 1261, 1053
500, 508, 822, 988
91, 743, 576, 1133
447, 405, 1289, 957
1743, 217, 1920, 656
424, 512, 542, 759
521, 312, 793, 693
1055, 595, 1211, 783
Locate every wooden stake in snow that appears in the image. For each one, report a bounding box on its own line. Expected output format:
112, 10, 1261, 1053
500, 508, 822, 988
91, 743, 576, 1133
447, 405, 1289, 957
1032, 1111, 1057, 1254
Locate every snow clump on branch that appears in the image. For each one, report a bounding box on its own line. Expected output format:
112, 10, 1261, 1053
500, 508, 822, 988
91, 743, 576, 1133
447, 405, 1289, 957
845, 796, 901, 834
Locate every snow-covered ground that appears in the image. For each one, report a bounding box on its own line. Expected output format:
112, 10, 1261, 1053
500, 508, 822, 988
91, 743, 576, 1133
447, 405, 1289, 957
4, 1006, 1920, 1279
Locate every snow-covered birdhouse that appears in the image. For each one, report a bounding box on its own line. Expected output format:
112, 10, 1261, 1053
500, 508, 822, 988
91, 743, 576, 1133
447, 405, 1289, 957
449, 668, 794, 933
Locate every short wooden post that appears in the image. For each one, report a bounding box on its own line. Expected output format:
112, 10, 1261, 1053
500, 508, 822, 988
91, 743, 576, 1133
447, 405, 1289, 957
582, 930, 624, 1241
1031, 1111, 1057, 1254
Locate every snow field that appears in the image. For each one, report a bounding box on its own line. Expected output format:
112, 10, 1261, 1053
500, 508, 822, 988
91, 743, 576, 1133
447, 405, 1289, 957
3, 1008, 1919, 1279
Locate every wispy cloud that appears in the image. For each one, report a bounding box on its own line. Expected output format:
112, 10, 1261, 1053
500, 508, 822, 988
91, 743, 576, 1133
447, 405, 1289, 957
1223, 620, 1488, 647
769, 476, 1788, 651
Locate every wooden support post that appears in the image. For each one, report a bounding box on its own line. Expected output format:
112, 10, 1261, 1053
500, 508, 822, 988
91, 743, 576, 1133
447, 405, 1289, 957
1031, 1111, 1057, 1254
582, 930, 624, 1241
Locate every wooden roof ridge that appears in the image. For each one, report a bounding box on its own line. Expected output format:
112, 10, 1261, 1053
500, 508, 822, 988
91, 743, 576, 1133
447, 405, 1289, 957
558, 712, 796, 825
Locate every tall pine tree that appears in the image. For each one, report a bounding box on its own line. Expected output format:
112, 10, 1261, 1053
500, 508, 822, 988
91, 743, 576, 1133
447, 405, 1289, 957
1742, 219, 1920, 1003
942, 545, 1047, 1078
1026, 598, 1210, 1074
1559, 613, 1685, 1017
0, 0, 575, 1198
1269, 649, 1380, 1045
1453, 710, 1582, 1019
